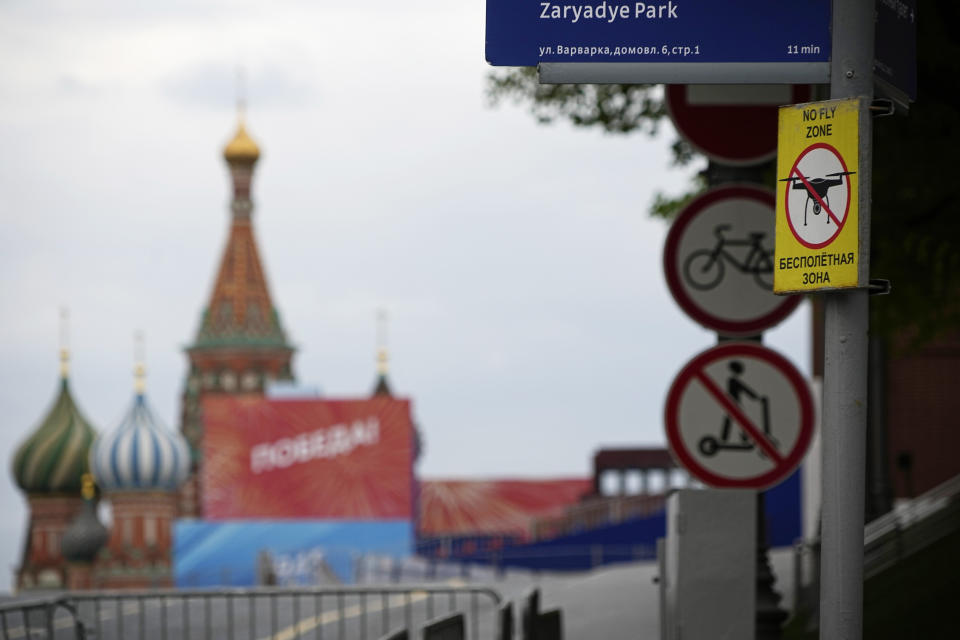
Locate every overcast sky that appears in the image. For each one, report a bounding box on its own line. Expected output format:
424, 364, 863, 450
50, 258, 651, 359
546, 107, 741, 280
0, 0, 809, 590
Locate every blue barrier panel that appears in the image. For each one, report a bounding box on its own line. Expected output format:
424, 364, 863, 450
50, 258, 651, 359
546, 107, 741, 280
763, 466, 803, 548
173, 520, 413, 587
419, 470, 802, 572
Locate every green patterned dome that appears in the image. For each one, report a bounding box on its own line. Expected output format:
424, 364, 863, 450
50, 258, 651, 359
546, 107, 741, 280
12, 377, 98, 495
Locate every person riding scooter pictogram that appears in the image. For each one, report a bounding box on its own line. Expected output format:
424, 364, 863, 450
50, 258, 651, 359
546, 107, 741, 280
699, 360, 778, 457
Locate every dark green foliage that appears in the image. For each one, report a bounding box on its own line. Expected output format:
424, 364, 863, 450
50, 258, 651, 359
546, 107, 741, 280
649, 174, 707, 221
486, 69, 701, 220
869, 0, 960, 345
486, 67, 665, 135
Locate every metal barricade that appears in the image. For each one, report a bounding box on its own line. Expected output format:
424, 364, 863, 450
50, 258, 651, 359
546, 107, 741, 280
0, 597, 86, 640
0, 585, 501, 640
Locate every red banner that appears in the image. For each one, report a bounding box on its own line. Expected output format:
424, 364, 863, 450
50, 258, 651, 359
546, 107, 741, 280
202, 396, 414, 520
418, 478, 592, 538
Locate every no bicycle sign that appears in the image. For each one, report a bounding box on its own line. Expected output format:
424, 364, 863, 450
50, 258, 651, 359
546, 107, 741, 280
774, 98, 866, 293
663, 185, 801, 337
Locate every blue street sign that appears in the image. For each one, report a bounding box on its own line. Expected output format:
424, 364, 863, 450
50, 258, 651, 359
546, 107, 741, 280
875, 0, 916, 106
486, 0, 832, 67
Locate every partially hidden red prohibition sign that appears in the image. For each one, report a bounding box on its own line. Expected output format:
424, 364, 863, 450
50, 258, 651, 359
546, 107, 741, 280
664, 342, 815, 490
666, 84, 813, 166
782, 142, 854, 249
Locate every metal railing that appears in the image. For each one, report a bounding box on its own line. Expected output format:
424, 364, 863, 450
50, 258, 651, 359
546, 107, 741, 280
863, 472, 960, 578
530, 494, 667, 540
0, 585, 502, 640
0, 598, 86, 640
367, 544, 656, 581
791, 471, 960, 621
864, 472, 960, 543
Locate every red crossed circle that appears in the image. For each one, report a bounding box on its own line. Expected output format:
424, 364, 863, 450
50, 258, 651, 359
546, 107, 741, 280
784, 142, 853, 249
664, 342, 814, 490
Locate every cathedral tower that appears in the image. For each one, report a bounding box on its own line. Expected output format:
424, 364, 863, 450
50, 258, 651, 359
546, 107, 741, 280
11, 343, 98, 590
179, 113, 295, 516
90, 349, 190, 588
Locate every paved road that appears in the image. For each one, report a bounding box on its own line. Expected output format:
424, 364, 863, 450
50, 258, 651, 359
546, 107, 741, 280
517, 548, 795, 639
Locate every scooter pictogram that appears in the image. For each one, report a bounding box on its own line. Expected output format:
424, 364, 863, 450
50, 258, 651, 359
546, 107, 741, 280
698, 360, 778, 457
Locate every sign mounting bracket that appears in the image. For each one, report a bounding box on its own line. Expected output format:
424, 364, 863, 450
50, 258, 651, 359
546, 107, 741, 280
538, 62, 831, 85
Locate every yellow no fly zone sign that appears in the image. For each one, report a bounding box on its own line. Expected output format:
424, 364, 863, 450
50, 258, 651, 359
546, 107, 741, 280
774, 98, 862, 293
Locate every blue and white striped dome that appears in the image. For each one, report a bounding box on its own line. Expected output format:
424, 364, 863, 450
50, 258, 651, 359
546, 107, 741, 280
89, 393, 190, 492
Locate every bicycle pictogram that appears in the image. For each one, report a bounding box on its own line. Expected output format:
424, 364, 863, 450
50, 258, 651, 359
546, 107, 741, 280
682, 224, 774, 291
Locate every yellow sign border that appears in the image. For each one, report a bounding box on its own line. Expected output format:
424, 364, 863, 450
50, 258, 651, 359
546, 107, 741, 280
774, 98, 862, 294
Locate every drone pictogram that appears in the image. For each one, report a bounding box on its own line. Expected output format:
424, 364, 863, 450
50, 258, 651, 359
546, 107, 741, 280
779, 170, 856, 226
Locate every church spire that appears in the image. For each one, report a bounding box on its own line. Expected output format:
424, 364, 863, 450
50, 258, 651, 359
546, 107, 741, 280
222, 101, 261, 216
372, 308, 392, 396
59, 308, 69, 379
134, 332, 146, 396
189, 110, 293, 355
180, 106, 296, 519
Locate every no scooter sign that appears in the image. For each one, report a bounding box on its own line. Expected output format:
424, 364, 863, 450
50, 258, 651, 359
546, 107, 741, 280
664, 342, 814, 490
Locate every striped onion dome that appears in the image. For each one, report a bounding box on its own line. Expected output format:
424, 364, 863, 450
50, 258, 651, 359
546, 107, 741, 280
12, 376, 97, 495
89, 392, 190, 492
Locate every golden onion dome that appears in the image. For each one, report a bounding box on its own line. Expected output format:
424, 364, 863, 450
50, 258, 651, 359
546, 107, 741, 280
223, 120, 260, 163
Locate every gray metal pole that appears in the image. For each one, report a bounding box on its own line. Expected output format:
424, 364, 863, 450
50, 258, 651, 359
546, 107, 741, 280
820, 291, 869, 638
820, 0, 874, 638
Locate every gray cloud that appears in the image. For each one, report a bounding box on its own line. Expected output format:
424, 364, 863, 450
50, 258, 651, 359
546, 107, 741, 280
163, 61, 319, 110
